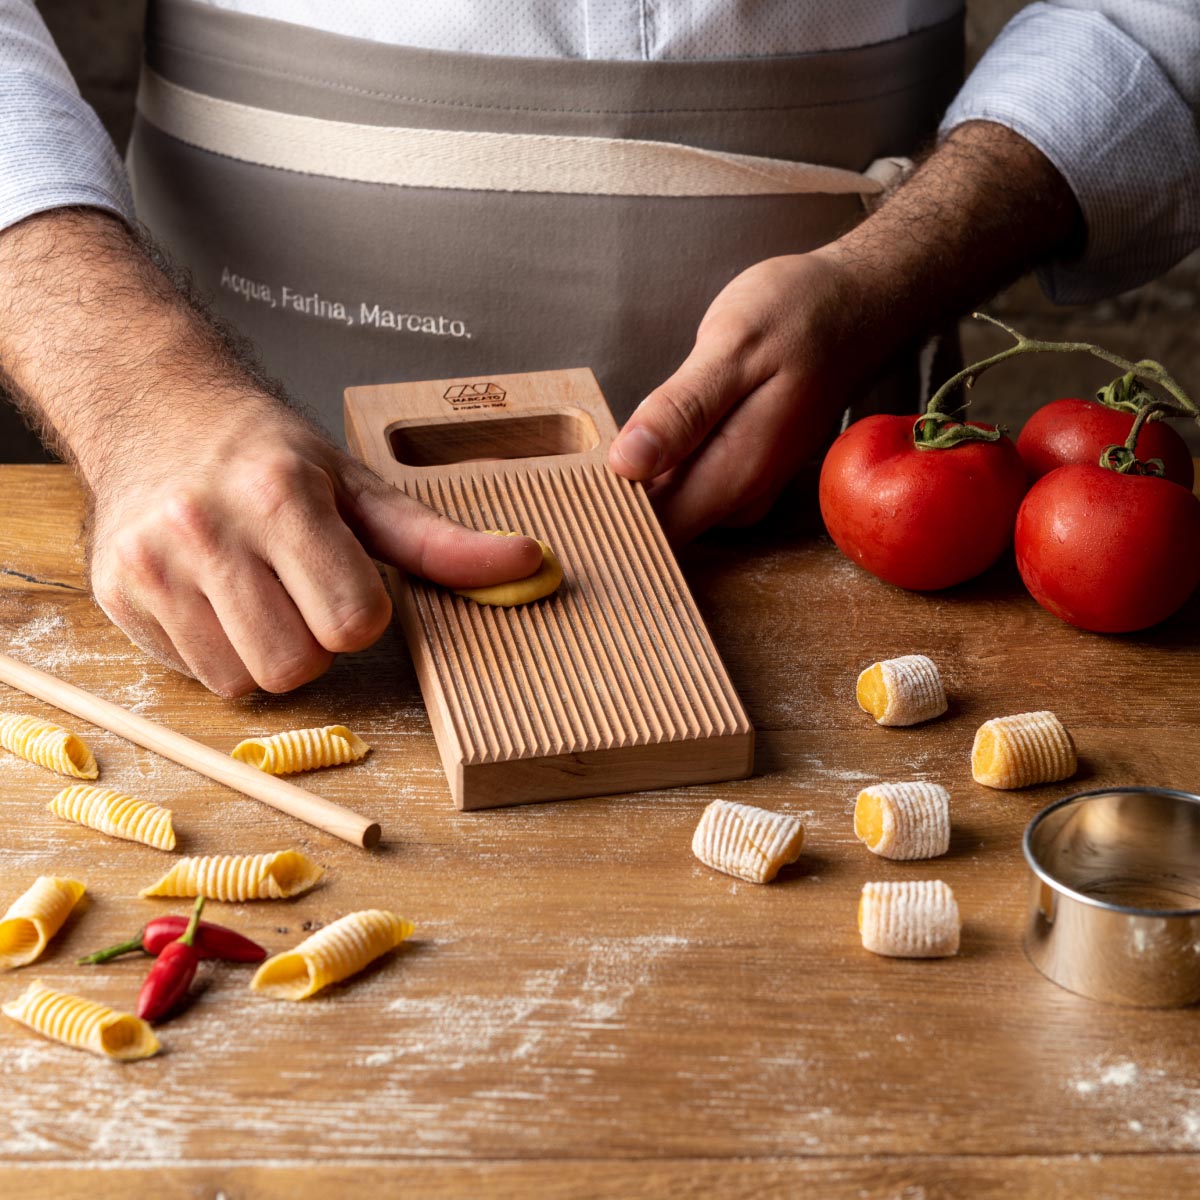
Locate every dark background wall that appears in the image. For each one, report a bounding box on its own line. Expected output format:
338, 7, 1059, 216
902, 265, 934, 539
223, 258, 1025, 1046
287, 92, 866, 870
3, 0, 1198, 462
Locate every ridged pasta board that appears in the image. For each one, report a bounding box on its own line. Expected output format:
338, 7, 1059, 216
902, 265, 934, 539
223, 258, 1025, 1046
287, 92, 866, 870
345, 368, 755, 810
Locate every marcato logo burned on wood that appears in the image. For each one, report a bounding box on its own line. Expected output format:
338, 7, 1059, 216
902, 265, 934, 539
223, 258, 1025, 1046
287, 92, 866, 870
443, 382, 507, 410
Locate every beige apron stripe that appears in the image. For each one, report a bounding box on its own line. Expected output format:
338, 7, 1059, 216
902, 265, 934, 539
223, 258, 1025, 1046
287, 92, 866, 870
136, 69, 909, 199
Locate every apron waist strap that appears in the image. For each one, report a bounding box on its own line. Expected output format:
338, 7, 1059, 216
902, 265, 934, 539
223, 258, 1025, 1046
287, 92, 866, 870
136, 69, 912, 200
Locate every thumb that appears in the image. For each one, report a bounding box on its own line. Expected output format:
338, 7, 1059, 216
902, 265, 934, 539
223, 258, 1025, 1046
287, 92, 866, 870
608, 333, 758, 482
341, 466, 544, 588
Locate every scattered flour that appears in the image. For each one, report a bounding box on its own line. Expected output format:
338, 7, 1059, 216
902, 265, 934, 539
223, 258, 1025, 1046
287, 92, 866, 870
0, 1036, 188, 1161
1067, 1056, 1200, 1148
806, 760, 879, 784
4, 610, 160, 716
1069, 1058, 1140, 1097
802, 756, 932, 788
7, 611, 68, 652
376, 933, 691, 1071
8, 612, 90, 675
1100, 1061, 1138, 1087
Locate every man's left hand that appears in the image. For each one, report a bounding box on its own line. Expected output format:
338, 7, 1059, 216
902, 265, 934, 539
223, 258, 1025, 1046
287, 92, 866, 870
607, 250, 869, 542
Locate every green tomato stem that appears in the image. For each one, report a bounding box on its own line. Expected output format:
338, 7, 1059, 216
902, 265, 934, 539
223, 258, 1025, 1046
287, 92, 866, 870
926, 312, 1200, 423
1124, 401, 1163, 453
1098, 444, 1166, 476
1096, 372, 1167, 419
911, 410, 1003, 451
1096, 400, 1169, 477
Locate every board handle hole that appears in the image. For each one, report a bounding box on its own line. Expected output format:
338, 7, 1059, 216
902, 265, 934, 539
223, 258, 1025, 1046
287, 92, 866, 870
389, 409, 599, 466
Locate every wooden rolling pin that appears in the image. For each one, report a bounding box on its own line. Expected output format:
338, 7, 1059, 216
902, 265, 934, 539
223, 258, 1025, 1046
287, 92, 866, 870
0, 651, 381, 849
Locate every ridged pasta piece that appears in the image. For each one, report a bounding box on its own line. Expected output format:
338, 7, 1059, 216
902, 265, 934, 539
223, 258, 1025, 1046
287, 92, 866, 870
251, 909, 413, 1000
453, 531, 563, 607
231, 725, 370, 775
971, 710, 1076, 789
856, 655, 947, 727
691, 799, 805, 884
0, 712, 98, 779
139, 850, 323, 901
3, 980, 159, 1060
0, 877, 86, 971
854, 782, 951, 861
858, 880, 960, 958
48, 784, 176, 851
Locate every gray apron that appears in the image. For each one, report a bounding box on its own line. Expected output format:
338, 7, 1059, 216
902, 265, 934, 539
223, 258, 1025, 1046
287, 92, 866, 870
128, 0, 962, 441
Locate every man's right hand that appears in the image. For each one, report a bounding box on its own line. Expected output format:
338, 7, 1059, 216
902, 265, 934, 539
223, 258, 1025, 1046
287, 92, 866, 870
0, 209, 541, 696
88, 409, 542, 696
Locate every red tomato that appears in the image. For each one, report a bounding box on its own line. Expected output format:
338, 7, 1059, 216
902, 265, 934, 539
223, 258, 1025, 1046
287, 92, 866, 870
818, 414, 1029, 590
1015, 465, 1200, 633
1017, 398, 1194, 489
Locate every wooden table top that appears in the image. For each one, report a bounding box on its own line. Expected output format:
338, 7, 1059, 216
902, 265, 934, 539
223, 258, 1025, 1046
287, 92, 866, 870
2, 463, 1199, 1198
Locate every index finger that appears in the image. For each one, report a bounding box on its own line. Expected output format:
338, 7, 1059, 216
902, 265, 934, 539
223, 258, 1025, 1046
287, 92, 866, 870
339, 462, 545, 588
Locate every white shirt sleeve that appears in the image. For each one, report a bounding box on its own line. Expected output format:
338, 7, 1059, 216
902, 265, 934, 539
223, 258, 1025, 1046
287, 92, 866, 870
940, 0, 1200, 304
0, 0, 134, 232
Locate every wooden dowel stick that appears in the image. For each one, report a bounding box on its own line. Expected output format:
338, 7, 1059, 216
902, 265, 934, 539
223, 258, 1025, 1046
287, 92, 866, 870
0, 651, 381, 849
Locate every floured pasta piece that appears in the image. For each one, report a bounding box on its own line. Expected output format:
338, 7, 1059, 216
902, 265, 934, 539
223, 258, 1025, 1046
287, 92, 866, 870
251, 909, 413, 1000
858, 880, 960, 958
3, 980, 159, 1060
0, 712, 98, 779
856, 655, 947, 727
692, 799, 805, 884
139, 850, 323, 901
971, 710, 1076, 789
49, 784, 176, 851
854, 782, 950, 861
0, 877, 86, 971
454, 531, 563, 607
231, 725, 369, 775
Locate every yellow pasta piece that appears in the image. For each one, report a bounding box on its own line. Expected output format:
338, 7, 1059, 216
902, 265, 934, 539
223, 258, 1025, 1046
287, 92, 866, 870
854, 782, 950, 861
231, 724, 370, 775
971, 710, 1077, 789
139, 850, 323, 901
0, 712, 97, 779
691, 799, 805, 884
48, 784, 176, 851
0, 877, 86, 971
3, 980, 159, 1060
856, 655, 947, 726
858, 880, 960, 958
251, 909, 413, 1000
453, 531, 563, 607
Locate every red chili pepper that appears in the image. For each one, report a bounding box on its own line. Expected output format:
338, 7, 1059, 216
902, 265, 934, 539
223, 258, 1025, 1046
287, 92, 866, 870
136, 896, 207, 1023
79, 914, 267, 965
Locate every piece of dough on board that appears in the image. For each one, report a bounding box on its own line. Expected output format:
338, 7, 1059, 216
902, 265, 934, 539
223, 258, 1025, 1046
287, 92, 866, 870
453, 531, 563, 607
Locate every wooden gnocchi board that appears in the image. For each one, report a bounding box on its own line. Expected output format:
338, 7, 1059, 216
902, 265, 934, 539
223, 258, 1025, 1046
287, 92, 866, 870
345, 368, 754, 810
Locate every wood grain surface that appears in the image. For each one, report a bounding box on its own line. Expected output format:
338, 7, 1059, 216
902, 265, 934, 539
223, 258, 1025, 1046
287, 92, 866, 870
2, 464, 1200, 1199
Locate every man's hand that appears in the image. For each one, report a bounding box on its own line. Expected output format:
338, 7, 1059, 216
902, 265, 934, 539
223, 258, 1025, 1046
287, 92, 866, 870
86, 411, 542, 696
609, 121, 1083, 541
0, 209, 541, 696
608, 251, 864, 543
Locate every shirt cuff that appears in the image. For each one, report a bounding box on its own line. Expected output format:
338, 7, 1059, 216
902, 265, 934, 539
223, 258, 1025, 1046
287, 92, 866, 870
0, 70, 134, 233
939, 3, 1200, 304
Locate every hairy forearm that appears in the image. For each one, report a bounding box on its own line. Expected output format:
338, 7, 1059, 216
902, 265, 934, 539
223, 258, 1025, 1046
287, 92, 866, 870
820, 120, 1084, 361
606, 120, 1084, 537
0, 208, 541, 696
0, 208, 284, 492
